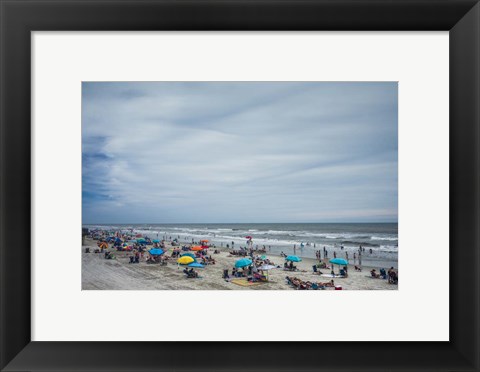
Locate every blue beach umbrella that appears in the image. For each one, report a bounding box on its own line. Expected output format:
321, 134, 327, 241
235, 258, 253, 268
285, 255, 302, 262
152, 239, 160, 243
149, 248, 164, 256
330, 258, 348, 266
187, 262, 205, 268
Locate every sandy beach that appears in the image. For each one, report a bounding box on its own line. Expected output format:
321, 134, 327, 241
82, 238, 397, 290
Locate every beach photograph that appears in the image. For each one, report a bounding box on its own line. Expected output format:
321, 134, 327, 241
82, 82, 398, 290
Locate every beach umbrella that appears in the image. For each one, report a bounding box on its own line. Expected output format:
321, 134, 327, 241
187, 262, 205, 268
235, 258, 252, 268
200, 239, 209, 243
257, 264, 276, 281
330, 258, 348, 275
245, 236, 252, 239
152, 239, 160, 243
181, 252, 196, 258
285, 255, 302, 262
136, 238, 146, 243
178, 256, 195, 265
149, 248, 164, 256
330, 258, 348, 266
191, 246, 203, 251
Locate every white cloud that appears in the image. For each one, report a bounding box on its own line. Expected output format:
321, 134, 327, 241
82, 82, 397, 223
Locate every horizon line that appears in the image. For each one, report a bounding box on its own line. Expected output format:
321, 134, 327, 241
82, 221, 398, 225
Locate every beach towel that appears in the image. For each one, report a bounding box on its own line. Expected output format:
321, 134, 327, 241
320, 274, 345, 278
231, 279, 263, 287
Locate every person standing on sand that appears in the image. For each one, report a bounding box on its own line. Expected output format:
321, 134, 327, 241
358, 251, 362, 265
333, 251, 336, 258
293, 245, 296, 255
346, 252, 349, 260
354, 252, 356, 264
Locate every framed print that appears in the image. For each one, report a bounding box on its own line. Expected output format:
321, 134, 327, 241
1, 0, 479, 371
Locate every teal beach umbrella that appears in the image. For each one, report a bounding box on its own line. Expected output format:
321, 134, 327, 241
330, 258, 348, 266
235, 258, 252, 268
285, 255, 302, 262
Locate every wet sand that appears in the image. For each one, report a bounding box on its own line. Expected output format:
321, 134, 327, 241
82, 238, 397, 290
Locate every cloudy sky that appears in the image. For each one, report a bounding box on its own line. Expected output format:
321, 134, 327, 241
82, 82, 397, 224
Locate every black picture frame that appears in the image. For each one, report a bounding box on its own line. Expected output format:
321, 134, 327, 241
1, 0, 479, 371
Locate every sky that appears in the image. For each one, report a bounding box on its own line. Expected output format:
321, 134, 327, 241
82, 82, 397, 224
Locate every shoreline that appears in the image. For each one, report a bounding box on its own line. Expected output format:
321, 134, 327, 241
85, 227, 399, 269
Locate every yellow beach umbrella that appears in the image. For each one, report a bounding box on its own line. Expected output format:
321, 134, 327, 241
177, 256, 194, 265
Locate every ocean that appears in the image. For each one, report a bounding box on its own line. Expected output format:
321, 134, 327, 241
84, 222, 398, 268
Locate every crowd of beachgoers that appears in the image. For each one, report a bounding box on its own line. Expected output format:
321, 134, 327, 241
82, 228, 398, 290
